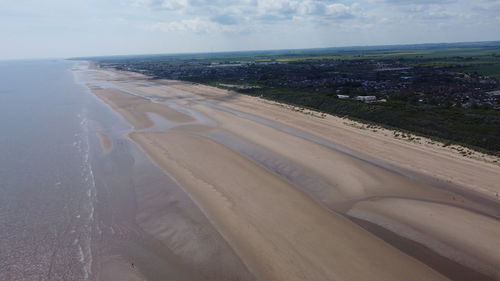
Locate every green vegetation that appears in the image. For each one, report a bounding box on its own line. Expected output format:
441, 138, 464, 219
251, 44, 500, 77
234, 87, 500, 154
455, 64, 500, 78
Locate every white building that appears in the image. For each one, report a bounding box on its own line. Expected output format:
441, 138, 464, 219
355, 96, 377, 102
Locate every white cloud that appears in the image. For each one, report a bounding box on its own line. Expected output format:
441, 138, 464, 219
146, 18, 235, 33
2, 0, 499, 59
132, 0, 188, 10
146, 19, 208, 32
138, 0, 362, 33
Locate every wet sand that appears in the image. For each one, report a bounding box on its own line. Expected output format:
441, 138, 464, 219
79, 63, 500, 281
74, 63, 256, 281
348, 198, 500, 278
96, 132, 112, 153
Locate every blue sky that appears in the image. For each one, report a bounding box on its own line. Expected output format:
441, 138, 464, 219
1, 0, 499, 59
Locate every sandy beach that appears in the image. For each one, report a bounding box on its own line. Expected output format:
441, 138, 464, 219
80, 63, 500, 281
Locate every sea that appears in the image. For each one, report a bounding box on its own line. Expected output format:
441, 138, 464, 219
0, 59, 100, 281
0, 59, 149, 281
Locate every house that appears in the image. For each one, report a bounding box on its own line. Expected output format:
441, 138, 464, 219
355, 95, 377, 102
487, 90, 500, 96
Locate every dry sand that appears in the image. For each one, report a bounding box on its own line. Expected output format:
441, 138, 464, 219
82, 65, 500, 281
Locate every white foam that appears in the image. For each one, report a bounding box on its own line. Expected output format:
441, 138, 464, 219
78, 244, 85, 263
74, 109, 97, 281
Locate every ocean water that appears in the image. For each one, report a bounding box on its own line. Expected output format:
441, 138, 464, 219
0, 59, 254, 281
0, 60, 96, 281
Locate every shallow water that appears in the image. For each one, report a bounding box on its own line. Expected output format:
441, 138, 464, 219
0, 60, 96, 281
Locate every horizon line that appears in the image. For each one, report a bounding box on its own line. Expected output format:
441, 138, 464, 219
70, 39, 500, 60
2, 39, 500, 62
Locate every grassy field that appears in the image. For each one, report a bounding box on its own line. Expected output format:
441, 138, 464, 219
256, 56, 344, 62
454, 64, 500, 78
249, 44, 500, 77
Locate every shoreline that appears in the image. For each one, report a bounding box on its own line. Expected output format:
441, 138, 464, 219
81, 63, 500, 281
107, 66, 500, 199
75, 62, 257, 281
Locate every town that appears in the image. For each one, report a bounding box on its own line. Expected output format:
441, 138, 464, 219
99, 52, 500, 109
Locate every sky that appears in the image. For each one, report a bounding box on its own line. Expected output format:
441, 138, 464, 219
0, 0, 499, 59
